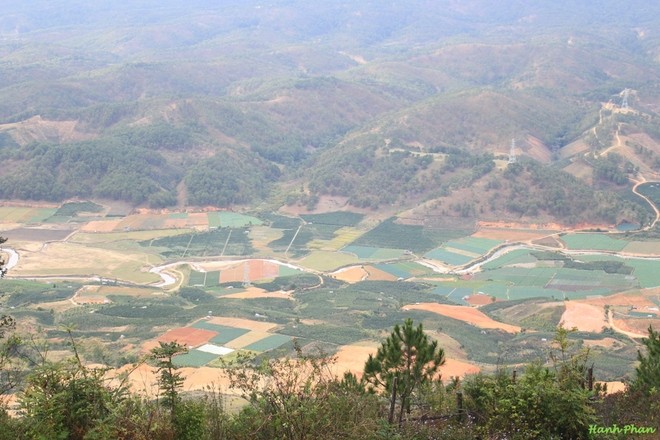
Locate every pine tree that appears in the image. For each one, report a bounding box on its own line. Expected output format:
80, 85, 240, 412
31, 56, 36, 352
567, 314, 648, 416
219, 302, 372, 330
363, 318, 444, 425
632, 325, 660, 394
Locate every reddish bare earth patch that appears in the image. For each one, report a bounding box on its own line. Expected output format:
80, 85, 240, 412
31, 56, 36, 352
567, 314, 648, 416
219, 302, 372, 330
207, 317, 278, 332
404, 303, 521, 333
441, 358, 481, 381
113, 364, 235, 397
364, 266, 398, 281
80, 220, 122, 232
223, 287, 291, 299
473, 228, 552, 241
465, 293, 497, 307
157, 327, 217, 348
331, 342, 480, 382
580, 290, 659, 309
331, 266, 369, 283
613, 317, 658, 336
560, 302, 608, 333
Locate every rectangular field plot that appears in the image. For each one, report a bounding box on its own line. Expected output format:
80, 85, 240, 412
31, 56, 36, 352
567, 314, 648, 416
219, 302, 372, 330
192, 322, 250, 345
310, 227, 364, 251
243, 334, 292, 352
300, 212, 364, 227
560, 233, 627, 251
623, 241, 660, 255
173, 350, 219, 367
341, 245, 405, 260
482, 249, 538, 269
158, 327, 217, 347
475, 267, 558, 287
424, 249, 473, 266
188, 270, 207, 286
4, 227, 73, 242
372, 262, 431, 279
444, 237, 502, 255
145, 228, 253, 258
196, 344, 234, 356
208, 212, 263, 228
299, 251, 359, 271
0, 207, 57, 223
627, 260, 660, 288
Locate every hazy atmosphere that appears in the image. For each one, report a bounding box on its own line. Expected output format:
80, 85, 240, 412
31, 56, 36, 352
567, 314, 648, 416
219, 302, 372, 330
0, 1, 658, 438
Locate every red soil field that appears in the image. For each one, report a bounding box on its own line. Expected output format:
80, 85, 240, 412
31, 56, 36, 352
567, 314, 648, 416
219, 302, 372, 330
157, 327, 217, 348
404, 303, 521, 333
561, 302, 608, 333
364, 266, 398, 281
219, 260, 281, 283
465, 293, 496, 306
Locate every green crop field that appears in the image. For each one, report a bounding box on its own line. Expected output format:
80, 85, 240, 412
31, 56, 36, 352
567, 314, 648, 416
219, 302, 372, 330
143, 228, 253, 258
424, 248, 473, 265
73, 229, 193, 244
315, 227, 365, 250
300, 211, 364, 226
371, 261, 432, 279
53, 201, 103, 218
444, 237, 502, 255
173, 349, 219, 367
627, 259, 660, 288
208, 212, 263, 228
349, 217, 470, 253
482, 249, 538, 269
560, 233, 628, 251
0, 207, 58, 223
29, 208, 59, 223
189, 270, 207, 286
299, 250, 359, 271
192, 322, 250, 344
244, 334, 292, 352
341, 245, 405, 260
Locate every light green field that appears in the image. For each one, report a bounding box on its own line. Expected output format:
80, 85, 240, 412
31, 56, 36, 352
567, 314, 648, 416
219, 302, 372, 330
0, 207, 57, 223
208, 212, 263, 228
298, 250, 359, 271
310, 227, 365, 251
482, 249, 537, 269
71, 229, 195, 244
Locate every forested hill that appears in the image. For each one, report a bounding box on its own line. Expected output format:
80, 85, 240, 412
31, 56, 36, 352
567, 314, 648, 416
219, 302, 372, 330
0, 1, 658, 225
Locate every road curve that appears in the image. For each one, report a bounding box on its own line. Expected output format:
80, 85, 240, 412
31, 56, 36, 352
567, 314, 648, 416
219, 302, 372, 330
0, 247, 19, 271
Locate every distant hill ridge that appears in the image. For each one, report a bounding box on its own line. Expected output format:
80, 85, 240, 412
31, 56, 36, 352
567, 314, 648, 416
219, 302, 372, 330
0, 1, 658, 225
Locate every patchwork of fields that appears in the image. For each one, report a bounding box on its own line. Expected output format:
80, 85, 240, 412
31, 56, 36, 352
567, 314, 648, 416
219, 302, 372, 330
1, 202, 659, 383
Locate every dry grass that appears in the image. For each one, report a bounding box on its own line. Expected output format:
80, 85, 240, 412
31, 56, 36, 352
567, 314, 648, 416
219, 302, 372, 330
12, 241, 160, 284
225, 331, 271, 349
207, 317, 279, 333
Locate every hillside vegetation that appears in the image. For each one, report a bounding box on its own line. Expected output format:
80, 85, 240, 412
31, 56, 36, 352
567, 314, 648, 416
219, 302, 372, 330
0, 1, 658, 225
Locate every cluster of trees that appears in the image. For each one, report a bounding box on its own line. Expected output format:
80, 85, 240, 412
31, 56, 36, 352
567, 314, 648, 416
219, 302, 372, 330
592, 153, 638, 186
184, 152, 280, 207
0, 139, 178, 205
500, 160, 650, 225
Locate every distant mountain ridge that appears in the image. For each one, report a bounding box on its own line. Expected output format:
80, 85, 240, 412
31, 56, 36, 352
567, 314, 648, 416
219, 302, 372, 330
0, 1, 658, 225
